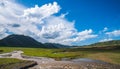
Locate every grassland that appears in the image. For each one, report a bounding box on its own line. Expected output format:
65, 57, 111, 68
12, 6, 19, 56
0, 58, 37, 69
0, 46, 120, 64
0, 58, 25, 64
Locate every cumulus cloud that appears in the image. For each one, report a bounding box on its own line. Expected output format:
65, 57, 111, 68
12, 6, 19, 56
0, 0, 24, 24
61, 29, 97, 44
0, 0, 97, 45
22, 2, 60, 24
106, 30, 120, 37
99, 38, 113, 42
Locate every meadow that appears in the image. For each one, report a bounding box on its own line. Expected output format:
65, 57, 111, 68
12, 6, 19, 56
0, 46, 120, 65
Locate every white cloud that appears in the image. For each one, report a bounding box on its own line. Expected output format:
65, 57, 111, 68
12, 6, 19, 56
22, 2, 60, 24
0, 26, 8, 39
99, 27, 108, 34
103, 27, 108, 32
99, 38, 113, 42
106, 30, 120, 37
0, 0, 97, 45
0, 0, 25, 24
61, 29, 97, 44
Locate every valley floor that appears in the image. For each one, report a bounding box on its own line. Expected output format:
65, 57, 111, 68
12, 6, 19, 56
0, 46, 120, 64
0, 50, 120, 69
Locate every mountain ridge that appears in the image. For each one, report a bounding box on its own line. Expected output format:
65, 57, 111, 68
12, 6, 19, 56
0, 34, 120, 48
0, 34, 69, 48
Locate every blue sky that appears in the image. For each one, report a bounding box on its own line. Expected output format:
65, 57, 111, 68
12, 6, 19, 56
16, 0, 120, 30
0, 0, 120, 45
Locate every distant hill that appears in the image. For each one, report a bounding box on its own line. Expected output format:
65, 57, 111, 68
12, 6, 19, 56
82, 40, 120, 48
85, 40, 120, 47
0, 34, 69, 48
74, 40, 120, 50
44, 43, 70, 48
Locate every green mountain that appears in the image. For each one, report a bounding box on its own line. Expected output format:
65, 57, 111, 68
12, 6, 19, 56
0, 34, 69, 48
0, 35, 45, 48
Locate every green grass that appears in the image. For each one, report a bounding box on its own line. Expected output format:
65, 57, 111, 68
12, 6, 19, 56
0, 58, 24, 64
0, 47, 120, 64
0, 47, 86, 58
0, 58, 37, 69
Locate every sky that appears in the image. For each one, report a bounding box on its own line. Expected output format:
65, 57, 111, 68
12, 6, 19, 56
0, 0, 120, 46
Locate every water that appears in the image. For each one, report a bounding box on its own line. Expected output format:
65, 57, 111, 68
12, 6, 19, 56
62, 58, 109, 64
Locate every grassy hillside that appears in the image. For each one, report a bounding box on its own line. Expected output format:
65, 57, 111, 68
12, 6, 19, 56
87, 40, 120, 47
0, 58, 37, 69
0, 47, 120, 64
